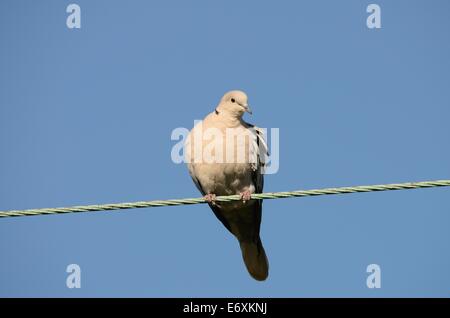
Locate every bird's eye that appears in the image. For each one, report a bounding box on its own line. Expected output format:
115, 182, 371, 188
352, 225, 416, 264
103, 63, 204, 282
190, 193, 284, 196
231, 98, 236, 103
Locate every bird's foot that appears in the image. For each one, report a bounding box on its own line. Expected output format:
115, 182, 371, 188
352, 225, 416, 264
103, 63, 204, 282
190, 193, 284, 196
240, 190, 252, 203
204, 193, 217, 205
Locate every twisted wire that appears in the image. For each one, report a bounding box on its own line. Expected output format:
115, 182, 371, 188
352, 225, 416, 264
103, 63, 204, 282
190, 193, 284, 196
1, 180, 449, 218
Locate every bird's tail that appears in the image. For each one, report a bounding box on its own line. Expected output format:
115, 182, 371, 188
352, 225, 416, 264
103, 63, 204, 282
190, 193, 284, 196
239, 237, 269, 281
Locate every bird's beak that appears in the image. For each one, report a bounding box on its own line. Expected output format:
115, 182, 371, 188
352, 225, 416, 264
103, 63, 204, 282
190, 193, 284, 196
242, 103, 252, 115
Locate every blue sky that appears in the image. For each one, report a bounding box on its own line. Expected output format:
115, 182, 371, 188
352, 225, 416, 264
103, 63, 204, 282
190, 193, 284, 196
1, 0, 450, 297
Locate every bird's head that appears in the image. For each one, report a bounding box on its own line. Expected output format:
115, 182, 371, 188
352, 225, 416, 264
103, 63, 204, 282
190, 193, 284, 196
216, 90, 252, 117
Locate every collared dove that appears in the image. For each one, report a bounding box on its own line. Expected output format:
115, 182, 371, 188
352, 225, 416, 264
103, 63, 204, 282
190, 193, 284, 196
185, 90, 269, 281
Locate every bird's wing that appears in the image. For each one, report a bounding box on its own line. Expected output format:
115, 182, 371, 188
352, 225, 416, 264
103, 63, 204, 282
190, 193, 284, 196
237, 121, 268, 238
243, 121, 268, 193
187, 164, 206, 194
252, 124, 267, 235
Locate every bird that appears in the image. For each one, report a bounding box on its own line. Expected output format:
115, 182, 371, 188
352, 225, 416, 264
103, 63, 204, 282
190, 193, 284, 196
184, 90, 269, 281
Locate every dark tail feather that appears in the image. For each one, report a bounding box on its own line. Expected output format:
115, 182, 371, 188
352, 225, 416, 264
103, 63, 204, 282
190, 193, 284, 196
239, 238, 269, 281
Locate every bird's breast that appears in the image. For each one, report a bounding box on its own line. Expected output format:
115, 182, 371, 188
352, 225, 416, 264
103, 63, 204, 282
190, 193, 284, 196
192, 162, 254, 196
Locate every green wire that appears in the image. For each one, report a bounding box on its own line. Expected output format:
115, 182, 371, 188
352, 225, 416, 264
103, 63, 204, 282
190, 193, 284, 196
1, 179, 449, 218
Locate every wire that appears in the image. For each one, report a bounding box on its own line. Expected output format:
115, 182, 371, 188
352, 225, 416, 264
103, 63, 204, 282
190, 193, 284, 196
0, 179, 449, 218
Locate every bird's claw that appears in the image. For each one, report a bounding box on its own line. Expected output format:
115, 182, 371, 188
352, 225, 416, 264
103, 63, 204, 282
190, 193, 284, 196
204, 193, 217, 205
240, 190, 252, 203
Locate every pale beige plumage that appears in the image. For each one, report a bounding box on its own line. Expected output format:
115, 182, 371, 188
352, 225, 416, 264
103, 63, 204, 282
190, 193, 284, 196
185, 90, 269, 281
